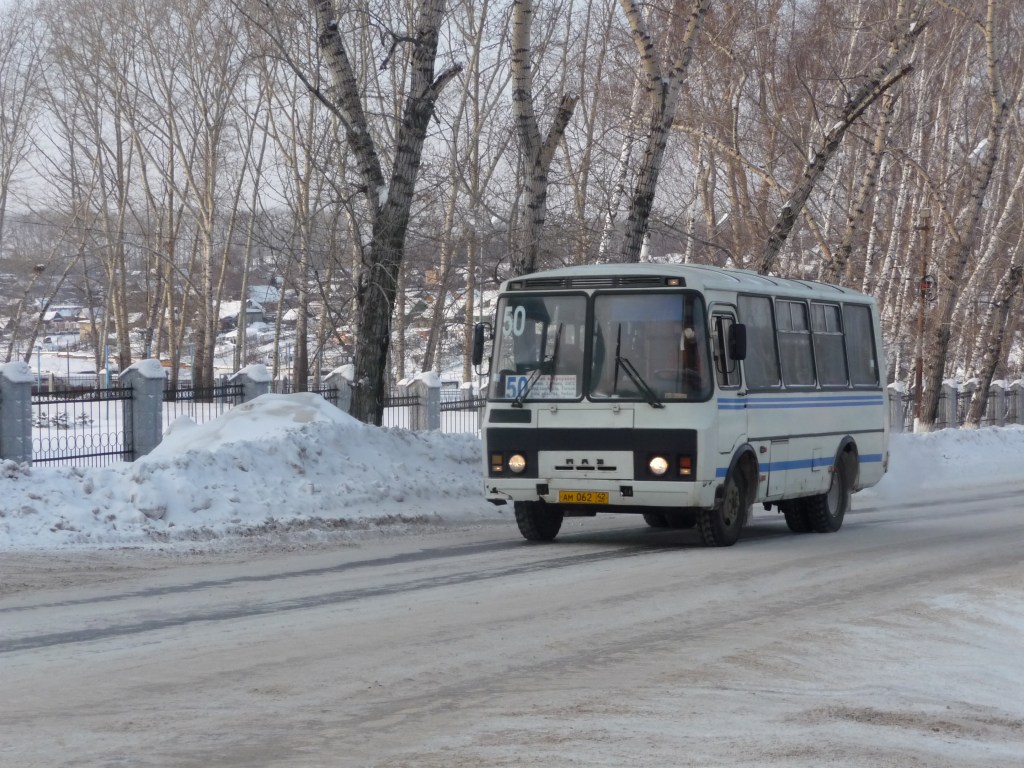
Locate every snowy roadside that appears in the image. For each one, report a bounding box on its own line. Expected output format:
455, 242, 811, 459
1, 391, 1022, 552
0, 393, 497, 552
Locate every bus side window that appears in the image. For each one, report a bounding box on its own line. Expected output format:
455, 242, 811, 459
811, 302, 848, 386
737, 295, 781, 389
776, 300, 815, 387
843, 304, 880, 386
712, 314, 741, 389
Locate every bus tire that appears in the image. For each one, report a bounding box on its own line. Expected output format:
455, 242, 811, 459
698, 470, 747, 547
780, 502, 812, 533
514, 501, 563, 542
805, 453, 853, 533
643, 512, 669, 528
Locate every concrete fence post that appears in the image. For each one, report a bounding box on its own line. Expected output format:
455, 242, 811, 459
460, 380, 482, 434
959, 379, 977, 428
408, 371, 442, 432
887, 383, 905, 434
1010, 380, 1024, 425
119, 359, 167, 460
324, 364, 354, 413
937, 381, 958, 429
989, 380, 1007, 427
230, 363, 271, 403
0, 362, 36, 464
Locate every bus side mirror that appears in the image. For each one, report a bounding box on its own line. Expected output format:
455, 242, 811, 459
729, 323, 747, 361
471, 322, 491, 367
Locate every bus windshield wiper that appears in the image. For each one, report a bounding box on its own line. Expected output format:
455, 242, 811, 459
547, 323, 563, 392
612, 324, 663, 408
615, 354, 665, 408
510, 366, 543, 408
512, 323, 564, 408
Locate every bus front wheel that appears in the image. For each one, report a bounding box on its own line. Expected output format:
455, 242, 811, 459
699, 470, 747, 547
514, 501, 564, 542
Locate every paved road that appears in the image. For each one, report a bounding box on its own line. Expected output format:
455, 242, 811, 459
3, 487, 1023, 767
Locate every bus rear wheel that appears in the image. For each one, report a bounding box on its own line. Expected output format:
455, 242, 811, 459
804, 454, 853, 533
698, 470, 747, 547
514, 501, 564, 542
780, 502, 812, 533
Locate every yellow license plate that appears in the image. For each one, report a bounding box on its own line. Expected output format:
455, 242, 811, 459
558, 490, 610, 505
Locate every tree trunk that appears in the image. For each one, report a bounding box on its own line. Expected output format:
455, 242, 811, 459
617, 0, 711, 264
315, 0, 461, 424
758, 43, 923, 273
920, 0, 1008, 426
509, 0, 578, 276
822, 87, 897, 284
965, 264, 1023, 427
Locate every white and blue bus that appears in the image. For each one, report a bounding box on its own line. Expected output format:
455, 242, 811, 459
473, 263, 889, 547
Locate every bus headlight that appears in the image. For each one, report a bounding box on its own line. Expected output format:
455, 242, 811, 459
508, 454, 527, 474
648, 456, 669, 476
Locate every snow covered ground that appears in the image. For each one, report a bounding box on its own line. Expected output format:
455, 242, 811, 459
3, 396, 1024, 767
1, 391, 1022, 551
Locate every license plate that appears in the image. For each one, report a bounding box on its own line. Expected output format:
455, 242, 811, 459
558, 490, 609, 505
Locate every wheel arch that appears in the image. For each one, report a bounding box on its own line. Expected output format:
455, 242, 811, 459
834, 436, 861, 490
719, 444, 759, 510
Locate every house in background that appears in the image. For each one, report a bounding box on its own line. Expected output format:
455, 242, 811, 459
248, 285, 280, 320
219, 299, 265, 332
43, 306, 85, 334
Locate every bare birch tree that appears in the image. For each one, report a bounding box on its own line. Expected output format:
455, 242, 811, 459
919, 0, 1010, 427
508, 0, 579, 275
758, 5, 928, 275
821, 0, 913, 285
0, 2, 44, 250
965, 261, 1023, 426
617, 0, 710, 263
310, 0, 462, 423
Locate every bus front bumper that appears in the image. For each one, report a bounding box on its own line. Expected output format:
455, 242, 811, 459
485, 478, 717, 511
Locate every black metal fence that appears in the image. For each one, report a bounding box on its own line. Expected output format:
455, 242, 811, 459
163, 381, 245, 429
27, 376, 1022, 468
440, 393, 486, 434
894, 392, 915, 432
383, 390, 419, 430
32, 385, 134, 466
30, 380, 250, 467
271, 378, 339, 407
893, 384, 1021, 431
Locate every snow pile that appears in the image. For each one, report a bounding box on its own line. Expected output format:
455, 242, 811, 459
1, 392, 1022, 551
863, 424, 1024, 503
0, 393, 490, 550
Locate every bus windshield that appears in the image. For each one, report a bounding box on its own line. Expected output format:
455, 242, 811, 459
590, 293, 711, 402
488, 292, 712, 403
489, 294, 587, 401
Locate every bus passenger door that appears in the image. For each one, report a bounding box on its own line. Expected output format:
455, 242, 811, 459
711, 309, 745, 455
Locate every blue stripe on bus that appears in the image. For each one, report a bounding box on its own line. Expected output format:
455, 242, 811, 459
718, 395, 884, 411
715, 452, 885, 478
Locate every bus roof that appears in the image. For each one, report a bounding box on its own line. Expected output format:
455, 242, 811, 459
501, 263, 875, 304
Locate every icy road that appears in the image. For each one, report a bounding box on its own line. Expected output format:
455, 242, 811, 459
2, 487, 1023, 767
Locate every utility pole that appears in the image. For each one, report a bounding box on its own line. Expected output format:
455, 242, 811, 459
914, 209, 932, 426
